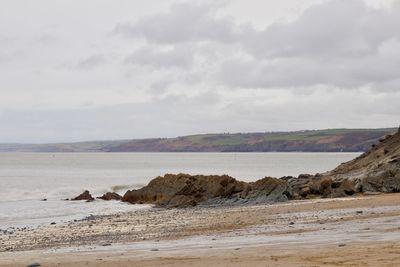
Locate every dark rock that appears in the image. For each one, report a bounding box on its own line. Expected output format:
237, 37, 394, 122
26, 263, 41, 267
97, 192, 122, 201
325, 130, 400, 195
338, 244, 346, 247
122, 173, 289, 207
247, 177, 292, 202
41, 198, 47, 201
50, 222, 56, 225
71, 190, 94, 201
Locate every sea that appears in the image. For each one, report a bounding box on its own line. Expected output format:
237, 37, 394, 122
0, 152, 360, 229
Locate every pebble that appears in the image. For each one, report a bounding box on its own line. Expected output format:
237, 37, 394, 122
26, 263, 41, 267
101, 243, 112, 246
151, 248, 159, 251
289, 222, 295, 225
338, 243, 346, 247
356, 210, 363, 214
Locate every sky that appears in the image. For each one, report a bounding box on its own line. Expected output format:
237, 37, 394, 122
1, 0, 399, 143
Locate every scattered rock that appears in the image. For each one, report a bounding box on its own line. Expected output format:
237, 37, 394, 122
338, 243, 346, 247
71, 190, 94, 201
50, 222, 56, 225
356, 210, 363, 214
101, 243, 112, 246
26, 263, 41, 267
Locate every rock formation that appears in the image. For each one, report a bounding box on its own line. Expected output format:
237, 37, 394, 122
122, 173, 291, 207
287, 130, 400, 198
97, 192, 122, 201
74, 128, 399, 208
327, 129, 400, 193
72, 190, 94, 201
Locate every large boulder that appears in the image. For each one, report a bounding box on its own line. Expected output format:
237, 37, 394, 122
361, 168, 400, 193
72, 190, 94, 201
246, 177, 292, 203
287, 175, 358, 199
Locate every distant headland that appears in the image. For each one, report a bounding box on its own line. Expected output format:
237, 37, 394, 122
0, 128, 396, 153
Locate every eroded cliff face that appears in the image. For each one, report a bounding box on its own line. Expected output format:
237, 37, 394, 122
327, 129, 400, 192
286, 129, 400, 199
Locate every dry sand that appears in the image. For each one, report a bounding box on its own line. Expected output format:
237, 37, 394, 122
1, 193, 400, 266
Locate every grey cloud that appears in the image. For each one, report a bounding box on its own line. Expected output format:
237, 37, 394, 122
114, 2, 238, 44
75, 54, 107, 70
218, 0, 400, 89
33, 33, 58, 44
124, 45, 194, 69
245, 0, 400, 59
1, 0, 399, 143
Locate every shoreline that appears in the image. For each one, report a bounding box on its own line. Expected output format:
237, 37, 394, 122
1, 193, 400, 266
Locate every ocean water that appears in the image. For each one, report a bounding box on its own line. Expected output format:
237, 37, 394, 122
0, 152, 360, 228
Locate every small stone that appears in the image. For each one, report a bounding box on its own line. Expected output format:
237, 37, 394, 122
151, 249, 159, 251
356, 210, 363, 214
50, 222, 56, 225
338, 244, 346, 247
26, 263, 41, 267
101, 243, 111, 246
289, 222, 295, 225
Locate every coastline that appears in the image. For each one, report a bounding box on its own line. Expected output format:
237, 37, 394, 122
2, 193, 400, 266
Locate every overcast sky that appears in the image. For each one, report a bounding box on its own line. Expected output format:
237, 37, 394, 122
1, 0, 399, 143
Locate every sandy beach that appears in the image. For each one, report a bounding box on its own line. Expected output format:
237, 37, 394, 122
1, 193, 400, 266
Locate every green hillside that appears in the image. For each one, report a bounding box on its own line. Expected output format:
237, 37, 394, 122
0, 128, 396, 152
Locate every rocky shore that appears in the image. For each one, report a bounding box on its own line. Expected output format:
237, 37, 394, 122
1, 128, 400, 266
73, 129, 400, 208
2, 194, 400, 266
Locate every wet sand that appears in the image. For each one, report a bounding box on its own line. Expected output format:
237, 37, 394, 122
1, 193, 400, 266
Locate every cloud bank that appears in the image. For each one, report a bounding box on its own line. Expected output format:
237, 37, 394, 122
0, 0, 399, 142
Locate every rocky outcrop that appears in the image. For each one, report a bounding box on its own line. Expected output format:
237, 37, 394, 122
246, 177, 292, 203
286, 129, 400, 198
72, 190, 94, 201
97, 192, 122, 201
286, 175, 357, 199
326, 129, 400, 194
122, 173, 290, 207
79, 128, 400, 207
